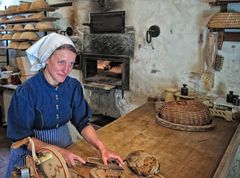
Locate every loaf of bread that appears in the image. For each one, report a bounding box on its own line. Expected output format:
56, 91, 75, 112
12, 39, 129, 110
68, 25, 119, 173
20, 32, 39, 40
18, 42, 32, 50
27, 12, 45, 19
24, 24, 35, 30
13, 24, 24, 31
6, 24, 14, 31
8, 42, 20, 49
6, 5, 18, 13
10, 15, 25, 21
0, 17, 9, 23
36, 21, 54, 30
12, 32, 22, 40
126, 150, 160, 177
2, 33, 13, 40
17, 3, 31, 12
30, 0, 49, 9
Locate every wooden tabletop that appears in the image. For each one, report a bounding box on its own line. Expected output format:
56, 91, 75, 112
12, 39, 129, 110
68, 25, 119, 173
68, 102, 239, 178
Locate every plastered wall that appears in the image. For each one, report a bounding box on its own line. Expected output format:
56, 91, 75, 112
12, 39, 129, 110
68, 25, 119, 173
49, 0, 240, 115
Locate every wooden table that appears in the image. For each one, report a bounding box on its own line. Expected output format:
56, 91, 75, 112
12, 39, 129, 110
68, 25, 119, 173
68, 102, 239, 178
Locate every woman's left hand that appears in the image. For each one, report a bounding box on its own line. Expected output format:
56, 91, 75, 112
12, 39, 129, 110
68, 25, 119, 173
100, 147, 125, 167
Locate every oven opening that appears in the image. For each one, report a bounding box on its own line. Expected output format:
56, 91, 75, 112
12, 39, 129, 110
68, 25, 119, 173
83, 54, 130, 90
85, 58, 123, 86
98, 60, 122, 76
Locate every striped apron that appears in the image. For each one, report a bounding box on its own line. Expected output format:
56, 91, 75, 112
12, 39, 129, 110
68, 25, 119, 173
5, 124, 72, 178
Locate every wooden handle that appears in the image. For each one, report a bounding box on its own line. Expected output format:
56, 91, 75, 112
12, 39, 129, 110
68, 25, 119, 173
11, 137, 39, 163
11, 137, 29, 149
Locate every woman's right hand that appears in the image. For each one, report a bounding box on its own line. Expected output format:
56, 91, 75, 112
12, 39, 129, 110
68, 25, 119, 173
30, 137, 86, 167
57, 147, 86, 167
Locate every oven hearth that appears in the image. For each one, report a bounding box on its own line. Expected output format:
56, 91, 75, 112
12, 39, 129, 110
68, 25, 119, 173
82, 53, 130, 90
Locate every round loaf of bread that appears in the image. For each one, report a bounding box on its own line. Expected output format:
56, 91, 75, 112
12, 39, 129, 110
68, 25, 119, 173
18, 41, 32, 50
10, 15, 25, 21
8, 41, 20, 49
126, 150, 160, 177
30, 0, 49, 9
24, 24, 35, 30
6, 24, 14, 31
6, 5, 18, 13
27, 12, 45, 19
13, 24, 24, 31
0, 17, 9, 23
12, 32, 22, 40
17, 3, 31, 11
20, 32, 39, 40
36, 21, 54, 30
2, 33, 13, 40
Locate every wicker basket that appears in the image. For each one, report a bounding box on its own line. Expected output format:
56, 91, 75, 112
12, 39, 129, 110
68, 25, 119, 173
208, 12, 240, 29
158, 100, 211, 126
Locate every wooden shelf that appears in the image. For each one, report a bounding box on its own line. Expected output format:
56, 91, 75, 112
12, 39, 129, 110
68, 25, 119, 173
0, 7, 56, 17
2, 28, 59, 33
0, 2, 66, 58
0, 17, 59, 25
210, 0, 240, 6
0, 39, 38, 42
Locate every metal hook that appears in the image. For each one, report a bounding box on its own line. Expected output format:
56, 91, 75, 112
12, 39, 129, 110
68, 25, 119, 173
146, 25, 160, 44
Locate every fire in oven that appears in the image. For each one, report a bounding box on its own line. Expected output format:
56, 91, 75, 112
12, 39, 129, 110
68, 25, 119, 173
82, 53, 130, 90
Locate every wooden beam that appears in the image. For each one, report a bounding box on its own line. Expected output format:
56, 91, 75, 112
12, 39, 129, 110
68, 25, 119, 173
49, 2, 73, 8
224, 32, 240, 41
210, 0, 240, 6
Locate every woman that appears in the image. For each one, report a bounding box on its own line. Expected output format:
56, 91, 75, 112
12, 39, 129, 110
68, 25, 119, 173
6, 33, 124, 177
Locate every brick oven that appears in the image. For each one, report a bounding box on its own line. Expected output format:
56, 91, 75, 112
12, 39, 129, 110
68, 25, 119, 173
80, 11, 135, 91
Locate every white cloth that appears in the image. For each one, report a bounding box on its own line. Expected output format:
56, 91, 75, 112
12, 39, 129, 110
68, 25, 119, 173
26, 33, 76, 71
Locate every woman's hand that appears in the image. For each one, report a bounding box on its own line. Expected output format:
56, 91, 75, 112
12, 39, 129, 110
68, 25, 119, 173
30, 137, 86, 167
81, 124, 125, 167
100, 147, 125, 167
59, 148, 86, 167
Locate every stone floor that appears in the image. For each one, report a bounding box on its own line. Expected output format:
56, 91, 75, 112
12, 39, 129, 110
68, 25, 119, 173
0, 126, 11, 178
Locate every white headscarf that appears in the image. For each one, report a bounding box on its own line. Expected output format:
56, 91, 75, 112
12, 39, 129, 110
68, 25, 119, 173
26, 32, 76, 71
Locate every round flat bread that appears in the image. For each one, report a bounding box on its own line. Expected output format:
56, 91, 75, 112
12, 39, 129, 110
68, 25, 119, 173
126, 150, 160, 177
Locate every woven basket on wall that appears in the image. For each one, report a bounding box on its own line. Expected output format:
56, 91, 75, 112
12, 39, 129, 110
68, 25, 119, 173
208, 12, 240, 29
158, 100, 212, 126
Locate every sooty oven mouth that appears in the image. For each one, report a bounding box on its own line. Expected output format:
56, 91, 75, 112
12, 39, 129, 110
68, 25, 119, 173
82, 53, 130, 90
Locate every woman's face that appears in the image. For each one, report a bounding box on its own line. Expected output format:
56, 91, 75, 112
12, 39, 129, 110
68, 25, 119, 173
44, 48, 76, 86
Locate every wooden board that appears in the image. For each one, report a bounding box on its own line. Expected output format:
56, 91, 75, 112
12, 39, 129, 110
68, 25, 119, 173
67, 102, 239, 178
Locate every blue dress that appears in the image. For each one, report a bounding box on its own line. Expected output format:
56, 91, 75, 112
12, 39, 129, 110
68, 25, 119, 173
5, 71, 92, 178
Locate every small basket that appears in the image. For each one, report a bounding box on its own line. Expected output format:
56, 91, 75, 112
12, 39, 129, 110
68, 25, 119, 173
158, 100, 211, 126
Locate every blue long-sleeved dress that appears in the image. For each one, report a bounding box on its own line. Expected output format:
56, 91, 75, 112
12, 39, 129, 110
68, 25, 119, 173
5, 71, 92, 177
